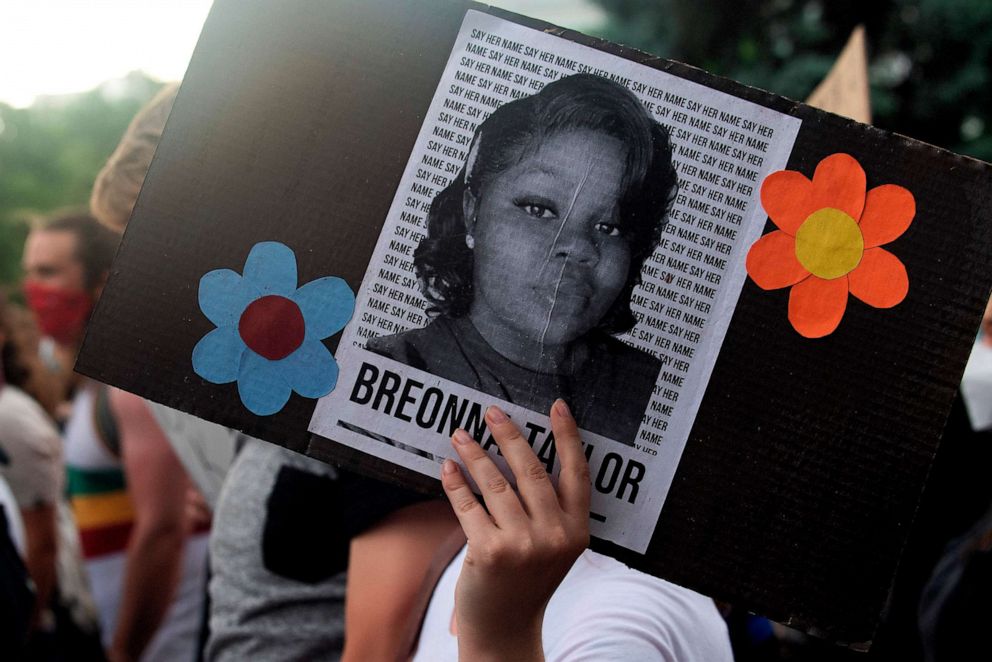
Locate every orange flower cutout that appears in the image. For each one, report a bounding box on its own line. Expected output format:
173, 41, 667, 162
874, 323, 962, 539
746, 153, 914, 338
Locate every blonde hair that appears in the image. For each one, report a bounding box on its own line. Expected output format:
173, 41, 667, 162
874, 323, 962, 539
89, 83, 180, 231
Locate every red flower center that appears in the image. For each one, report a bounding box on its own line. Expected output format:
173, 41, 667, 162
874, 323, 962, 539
238, 295, 305, 360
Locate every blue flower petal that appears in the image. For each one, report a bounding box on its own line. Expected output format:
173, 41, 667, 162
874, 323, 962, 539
242, 242, 297, 296
282, 339, 339, 398
291, 277, 356, 341
194, 240, 353, 415
192, 326, 246, 384
237, 350, 293, 416
199, 269, 260, 327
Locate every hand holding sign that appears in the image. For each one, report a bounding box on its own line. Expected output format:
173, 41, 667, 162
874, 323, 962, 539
441, 401, 590, 661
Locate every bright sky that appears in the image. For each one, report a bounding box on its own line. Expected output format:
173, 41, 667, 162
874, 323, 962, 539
0, 0, 606, 108
0, 1, 213, 107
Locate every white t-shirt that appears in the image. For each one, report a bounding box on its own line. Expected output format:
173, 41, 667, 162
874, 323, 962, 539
65, 383, 208, 661
0, 385, 62, 508
413, 546, 735, 661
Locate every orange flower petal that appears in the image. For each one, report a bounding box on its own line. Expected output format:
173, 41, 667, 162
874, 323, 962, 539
848, 247, 909, 308
746, 230, 810, 290
858, 185, 915, 248
810, 153, 866, 221
788, 275, 849, 338
761, 170, 814, 235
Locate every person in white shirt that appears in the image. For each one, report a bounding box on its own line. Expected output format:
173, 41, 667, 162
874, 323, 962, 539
343, 401, 733, 661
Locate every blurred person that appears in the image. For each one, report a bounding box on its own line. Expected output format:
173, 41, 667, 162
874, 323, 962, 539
92, 82, 432, 662
199, 435, 424, 660
918, 498, 992, 662
89, 84, 176, 234
21, 213, 113, 405
3, 302, 64, 421
342, 403, 733, 661
0, 294, 62, 631
0, 470, 35, 653
23, 212, 208, 662
900, 297, 992, 662
1, 294, 103, 660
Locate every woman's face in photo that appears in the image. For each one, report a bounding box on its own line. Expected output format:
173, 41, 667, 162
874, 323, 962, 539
466, 128, 632, 349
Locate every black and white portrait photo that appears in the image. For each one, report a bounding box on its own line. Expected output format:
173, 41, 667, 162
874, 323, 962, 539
367, 73, 677, 445
309, 9, 803, 550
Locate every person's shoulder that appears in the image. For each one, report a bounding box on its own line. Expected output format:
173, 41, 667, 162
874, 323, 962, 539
241, 435, 334, 476
366, 318, 457, 367
0, 385, 49, 420
0, 385, 60, 446
544, 550, 733, 661
564, 550, 723, 621
0, 386, 63, 506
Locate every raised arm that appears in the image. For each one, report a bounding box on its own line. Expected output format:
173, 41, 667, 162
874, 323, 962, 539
108, 389, 190, 662
342, 499, 459, 661
441, 400, 590, 662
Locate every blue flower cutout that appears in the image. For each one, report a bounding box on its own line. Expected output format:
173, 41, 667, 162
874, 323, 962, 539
192, 241, 355, 416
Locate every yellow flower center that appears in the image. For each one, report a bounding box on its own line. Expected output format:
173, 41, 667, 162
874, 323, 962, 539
794, 208, 864, 279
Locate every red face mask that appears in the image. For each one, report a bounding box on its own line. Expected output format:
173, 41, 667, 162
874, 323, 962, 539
23, 280, 94, 346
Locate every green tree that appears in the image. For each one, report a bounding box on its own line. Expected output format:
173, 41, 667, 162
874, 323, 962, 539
591, 0, 992, 160
0, 72, 164, 288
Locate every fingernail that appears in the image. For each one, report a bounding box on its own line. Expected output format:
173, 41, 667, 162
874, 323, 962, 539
554, 399, 572, 420
486, 406, 508, 423
442, 459, 458, 475
452, 429, 473, 445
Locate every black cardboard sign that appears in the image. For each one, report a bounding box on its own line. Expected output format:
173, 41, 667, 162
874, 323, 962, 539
77, 0, 992, 644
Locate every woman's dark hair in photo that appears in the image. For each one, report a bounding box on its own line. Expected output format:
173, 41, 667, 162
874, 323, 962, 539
414, 72, 678, 336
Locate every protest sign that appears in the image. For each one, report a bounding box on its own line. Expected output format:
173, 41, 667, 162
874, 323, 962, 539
76, 0, 992, 644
